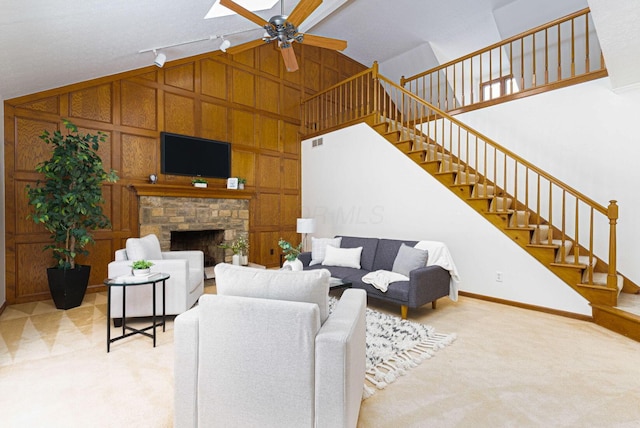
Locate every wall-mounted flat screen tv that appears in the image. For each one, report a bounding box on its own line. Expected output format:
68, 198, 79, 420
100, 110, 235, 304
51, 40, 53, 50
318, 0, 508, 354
161, 132, 231, 179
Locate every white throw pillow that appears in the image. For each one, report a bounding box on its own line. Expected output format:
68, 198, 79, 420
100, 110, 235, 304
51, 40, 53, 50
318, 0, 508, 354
309, 237, 342, 266
322, 245, 363, 269
125, 234, 163, 261
214, 263, 331, 323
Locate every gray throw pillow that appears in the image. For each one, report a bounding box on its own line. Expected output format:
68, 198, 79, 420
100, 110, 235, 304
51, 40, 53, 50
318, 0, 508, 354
392, 243, 429, 277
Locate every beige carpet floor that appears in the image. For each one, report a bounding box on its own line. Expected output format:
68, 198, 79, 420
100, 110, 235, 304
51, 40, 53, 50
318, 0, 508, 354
1, 284, 640, 427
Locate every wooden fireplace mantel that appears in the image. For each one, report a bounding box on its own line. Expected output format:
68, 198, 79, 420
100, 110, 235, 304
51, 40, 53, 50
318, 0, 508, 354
128, 184, 254, 200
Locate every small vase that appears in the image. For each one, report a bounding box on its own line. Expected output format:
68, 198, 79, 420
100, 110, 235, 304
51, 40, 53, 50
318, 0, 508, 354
238, 183, 245, 190
283, 258, 303, 271
232, 254, 241, 265
240, 255, 248, 266
132, 268, 150, 276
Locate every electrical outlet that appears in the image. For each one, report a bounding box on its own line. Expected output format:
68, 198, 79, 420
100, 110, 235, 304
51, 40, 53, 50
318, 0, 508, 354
496, 271, 503, 282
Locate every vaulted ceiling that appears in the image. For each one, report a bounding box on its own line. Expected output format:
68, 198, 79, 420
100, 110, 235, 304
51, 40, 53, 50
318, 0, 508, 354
1, 0, 638, 101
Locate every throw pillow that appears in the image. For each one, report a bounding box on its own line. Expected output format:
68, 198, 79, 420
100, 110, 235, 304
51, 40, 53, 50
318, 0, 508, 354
392, 243, 429, 277
322, 245, 363, 269
214, 263, 331, 323
126, 234, 163, 261
309, 237, 342, 266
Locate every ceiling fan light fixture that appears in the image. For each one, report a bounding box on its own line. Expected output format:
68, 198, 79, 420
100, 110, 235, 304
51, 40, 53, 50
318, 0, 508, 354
153, 50, 166, 68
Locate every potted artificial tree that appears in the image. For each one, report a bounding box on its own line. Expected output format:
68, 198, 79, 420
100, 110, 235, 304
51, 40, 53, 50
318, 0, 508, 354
26, 119, 119, 309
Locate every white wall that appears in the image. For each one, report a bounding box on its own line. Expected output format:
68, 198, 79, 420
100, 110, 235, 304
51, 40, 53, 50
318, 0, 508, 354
458, 78, 640, 286
302, 123, 591, 316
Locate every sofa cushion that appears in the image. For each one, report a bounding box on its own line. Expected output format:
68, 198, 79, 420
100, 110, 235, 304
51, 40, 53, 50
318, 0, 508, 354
392, 243, 429, 277
214, 263, 331, 323
125, 234, 163, 261
309, 237, 342, 266
322, 245, 362, 269
337, 236, 379, 271
305, 264, 368, 283
372, 238, 419, 271
358, 279, 411, 303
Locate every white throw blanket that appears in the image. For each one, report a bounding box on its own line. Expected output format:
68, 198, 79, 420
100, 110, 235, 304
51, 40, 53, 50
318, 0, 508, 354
362, 270, 409, 292
414, 240, 460, 301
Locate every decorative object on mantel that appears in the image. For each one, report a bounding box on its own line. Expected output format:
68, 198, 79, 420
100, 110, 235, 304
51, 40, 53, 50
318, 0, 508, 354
219, 235, 249, 265
296, 218, 316, 251
192, 178, 208, 188
226, 177, 238, 189
131, 260, 154, 276
26, 119, 119, 310
278, 238, 303, 270
149, 174, 158, 184
328, 296, 456, 399
237, 177, 246, 190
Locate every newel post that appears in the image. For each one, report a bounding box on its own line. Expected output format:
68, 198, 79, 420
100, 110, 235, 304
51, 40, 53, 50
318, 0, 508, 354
372, 61, 381, 124
607, 200, 618, 290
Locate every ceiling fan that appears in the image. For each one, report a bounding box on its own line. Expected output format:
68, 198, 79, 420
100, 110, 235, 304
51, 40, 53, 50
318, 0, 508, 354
219, 0, 347, 72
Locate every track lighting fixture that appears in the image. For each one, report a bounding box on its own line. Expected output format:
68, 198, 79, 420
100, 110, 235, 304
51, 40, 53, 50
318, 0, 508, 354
219, 38, 231, 52
153, 50, 166, 68
138, 28, 255, 66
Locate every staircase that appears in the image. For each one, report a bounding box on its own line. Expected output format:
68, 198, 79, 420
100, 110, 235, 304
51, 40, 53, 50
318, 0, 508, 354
376, 120, 623, 305
301, 64, 640, 341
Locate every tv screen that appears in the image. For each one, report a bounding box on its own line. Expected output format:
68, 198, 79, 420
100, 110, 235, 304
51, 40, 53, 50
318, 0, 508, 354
161, 132, 231, 179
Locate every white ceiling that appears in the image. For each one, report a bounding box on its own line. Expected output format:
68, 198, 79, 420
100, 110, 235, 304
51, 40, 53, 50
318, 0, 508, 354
0, 0, 637, 101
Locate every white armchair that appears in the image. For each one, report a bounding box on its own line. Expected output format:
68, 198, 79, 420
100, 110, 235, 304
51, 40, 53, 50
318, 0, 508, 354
107, 234, 204, 319
174, 263, 367, 428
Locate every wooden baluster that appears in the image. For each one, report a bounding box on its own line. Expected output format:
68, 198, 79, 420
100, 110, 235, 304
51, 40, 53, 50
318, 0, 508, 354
607, 201, 618, 290
585, 14, 590, 73
573, 197, 579, 265
544, 28, 549, 84
571, 18, 576, 77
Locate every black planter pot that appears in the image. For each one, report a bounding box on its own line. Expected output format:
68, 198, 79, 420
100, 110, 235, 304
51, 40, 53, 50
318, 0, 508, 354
47, 265, 91, 310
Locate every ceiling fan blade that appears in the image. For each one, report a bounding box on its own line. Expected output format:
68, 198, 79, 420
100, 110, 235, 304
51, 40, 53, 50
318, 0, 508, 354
287, 0, 323, 27
219, 0, 270, 27
224, 38, 266, 55
300, 33, 347, 51
280, 45, 299, 72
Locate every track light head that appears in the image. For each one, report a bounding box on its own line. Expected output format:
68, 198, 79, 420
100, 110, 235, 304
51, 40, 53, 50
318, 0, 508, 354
153, 50, 166, 68
220, 39, 231, 53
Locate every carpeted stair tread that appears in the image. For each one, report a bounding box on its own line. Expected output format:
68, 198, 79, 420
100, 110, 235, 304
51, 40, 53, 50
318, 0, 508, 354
472, 184, 496, 197
510, 210, 530, 227
443, 163, 465, 173
589, 272, 624, 291
454, 172, 479, 184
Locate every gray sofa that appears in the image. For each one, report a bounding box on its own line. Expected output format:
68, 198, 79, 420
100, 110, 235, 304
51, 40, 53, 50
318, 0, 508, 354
300, 235, 451, 319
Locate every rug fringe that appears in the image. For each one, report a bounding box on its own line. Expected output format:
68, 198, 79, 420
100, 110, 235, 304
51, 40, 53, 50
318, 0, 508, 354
363, 332, 456, 400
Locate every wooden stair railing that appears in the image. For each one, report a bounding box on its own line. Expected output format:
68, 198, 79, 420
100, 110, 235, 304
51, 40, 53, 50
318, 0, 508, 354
400, 8, 608, 115
301, 65, 629, 310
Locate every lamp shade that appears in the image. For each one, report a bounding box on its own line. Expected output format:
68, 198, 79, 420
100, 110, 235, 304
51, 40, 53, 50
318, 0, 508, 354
296, 218, 315, 234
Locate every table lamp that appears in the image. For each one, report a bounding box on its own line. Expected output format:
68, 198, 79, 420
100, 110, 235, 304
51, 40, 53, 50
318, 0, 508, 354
296, 218, 316, 251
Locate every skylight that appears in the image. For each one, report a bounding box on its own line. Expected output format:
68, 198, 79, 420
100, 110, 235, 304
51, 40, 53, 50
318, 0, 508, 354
205, 0, 279, 19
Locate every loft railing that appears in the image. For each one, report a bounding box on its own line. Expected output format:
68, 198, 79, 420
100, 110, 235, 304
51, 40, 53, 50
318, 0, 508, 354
301, 65, 618, 291
400, 8, 607, 113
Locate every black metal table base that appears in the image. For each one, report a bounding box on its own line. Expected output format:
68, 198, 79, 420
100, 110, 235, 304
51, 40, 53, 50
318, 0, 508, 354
105, 275, 168, 352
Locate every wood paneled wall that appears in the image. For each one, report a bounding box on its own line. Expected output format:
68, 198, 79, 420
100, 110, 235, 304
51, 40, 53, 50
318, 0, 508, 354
4, 43, 366, 304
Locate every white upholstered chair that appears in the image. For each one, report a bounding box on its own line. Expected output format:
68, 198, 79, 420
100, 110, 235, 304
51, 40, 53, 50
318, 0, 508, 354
174, 263, 367, 428
107, 234, 204, 320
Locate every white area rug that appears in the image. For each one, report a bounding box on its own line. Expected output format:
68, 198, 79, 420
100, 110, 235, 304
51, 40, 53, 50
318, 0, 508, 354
329, 297, 456, 399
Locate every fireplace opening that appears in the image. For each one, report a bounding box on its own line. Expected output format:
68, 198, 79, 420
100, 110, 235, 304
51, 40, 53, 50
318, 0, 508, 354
170, 229, 225, 268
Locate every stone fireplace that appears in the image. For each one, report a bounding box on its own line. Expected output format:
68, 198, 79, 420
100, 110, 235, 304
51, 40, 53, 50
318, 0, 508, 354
137, 193, 249, 265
